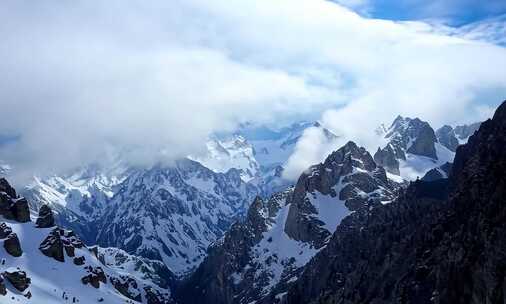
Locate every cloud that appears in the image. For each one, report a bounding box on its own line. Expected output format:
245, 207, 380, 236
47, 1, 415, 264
283, 127, 341, 180
1, 0, 506, 183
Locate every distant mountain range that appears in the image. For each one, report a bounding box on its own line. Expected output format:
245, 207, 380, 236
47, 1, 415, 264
0, 108, 491, 304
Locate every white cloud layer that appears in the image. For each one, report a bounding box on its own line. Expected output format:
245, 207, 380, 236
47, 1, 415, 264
1, 0, 506, 182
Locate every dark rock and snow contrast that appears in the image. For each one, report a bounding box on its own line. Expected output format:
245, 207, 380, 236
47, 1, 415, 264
285, 100, 506, 304
0, 178, 173, 303
176, 141, 401, 304
374, 115, 479, 180
2, 100, 504, 304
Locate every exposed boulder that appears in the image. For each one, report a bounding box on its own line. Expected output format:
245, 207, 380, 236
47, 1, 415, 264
3, 233, 22, 257
144, 286, 170, 304
0, 179, 30, 223
39, 228, 65, 262
110, 275, 142, 302
0, 276, 6, 296
35, 204, 55, 228
0, 222, 12, 239
39, 228, 84, 262
81, 266, 107, 289
73, 256, 86, 265
2, 270, 31, 292
0, 195, 30, 223
0, 178, 16, 198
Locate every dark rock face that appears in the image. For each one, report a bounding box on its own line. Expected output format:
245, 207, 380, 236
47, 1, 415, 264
0, 222, 12, 239
73, 256, 86, 265
454, 122, 481, 140
81, 266, 107, 288
436, 125, 460, 152
177, 142, 400, 304
176, 191, 288, 304
0, 182, 30, 222
35, 204, 55, 228
285, 100, 506, 304
0, 276, 6, 296
373, 145, 400, 175
39, 228, 65, 262
39, 227, 84, 262
0, 178, 16, 198
110, 275, 142, 302
406, 123, 437, 159
436, 123, 482, 152
375, 116, 439, 175
284, 141, 398, 248
421, 162, 452, 182
144, 286, 171, 304
2, 270, 31, 292
4, 233, 22, 257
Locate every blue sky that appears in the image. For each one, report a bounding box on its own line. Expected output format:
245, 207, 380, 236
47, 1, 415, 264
336, 0, 506, 25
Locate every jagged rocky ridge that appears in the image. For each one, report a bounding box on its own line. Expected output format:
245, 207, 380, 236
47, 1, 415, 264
285, 100, 506, 304
176, 141, 401, 304
374, 116, 463, 179
436, 122, 481, 152
23, 159, 260, 277
95, 159, 259, 276
0, 178, 173, 303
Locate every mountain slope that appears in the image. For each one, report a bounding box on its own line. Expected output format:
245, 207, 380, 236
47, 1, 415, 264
0, 178, 172, 304
95, 159, 259, 277
176, 141, 400, 304
374, 116, 455, 179
285, 100, 506, 304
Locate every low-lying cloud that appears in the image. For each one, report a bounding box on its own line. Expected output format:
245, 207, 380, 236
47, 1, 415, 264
1, 0, 505, 183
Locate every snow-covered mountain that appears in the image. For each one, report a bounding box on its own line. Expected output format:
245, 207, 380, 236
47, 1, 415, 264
94, 159, 259, 277
190, 135, 260, 183
23, 159, 260, 279
241, 121, 338, 169
374, 116, 456, 180
177, 141, 401, 304
435, 122, 481, 151
0, 178, 172, 304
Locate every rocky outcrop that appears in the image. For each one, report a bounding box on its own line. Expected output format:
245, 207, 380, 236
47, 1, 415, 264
2, 270, 31, 292
285, 100, 506, 304
0, 178, 16, 198
3, 233, 22, 257
0, 222, 12, 239
285, 141, 398, 248
375, 116, 444, 176
39, 228, 65, 262
81, 266, 107, 288
177, 142, 400, 304
0, 179, 30, 223
406, 123, 437, 158
73, 256, 86, 265
436, 122, 481, 152
373, 145, 400, 175
176, 191, 289, 304
0, 276, 6, 296
454, 122, 481, 140
436, 125, 460, 151
421, 162, 452, 181
1, 222, 22, 257
35, 204, 55, 228
39, 227, 84, 262
110, 275, 142, 302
